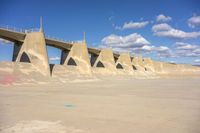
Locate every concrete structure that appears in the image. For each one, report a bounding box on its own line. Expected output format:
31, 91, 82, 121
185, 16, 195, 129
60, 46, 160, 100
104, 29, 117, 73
131, 56, 146, 71
12, 42, 22, 61
60, 41, 91, 74
14, 28, 50, 76
90, 49, 117, 74
0, 26, 200, 77
143, 58, 155, 72
152, 61, 164, 73
92, 49, 116, 69
115, 53, 134, 74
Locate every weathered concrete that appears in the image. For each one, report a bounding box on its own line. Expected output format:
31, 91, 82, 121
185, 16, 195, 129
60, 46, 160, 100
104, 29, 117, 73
0, 27, 102, 57
143, 58, 155, 72
1, 27, 200, 78
61, 41, 91, 75
115, 53, 133, 74
131, 56, 146, 71
51, 64, 91, 78
152, 61, 165, 73
12, 42, 22, 62
93, 49, 115, 69
60, 50, 69, 65
91, 49, 117, 75
15, 30, 50, 76
162, 62, 178, 73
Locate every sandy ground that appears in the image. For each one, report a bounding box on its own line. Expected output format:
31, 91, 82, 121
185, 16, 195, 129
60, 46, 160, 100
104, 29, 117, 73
0, 78, 200, 133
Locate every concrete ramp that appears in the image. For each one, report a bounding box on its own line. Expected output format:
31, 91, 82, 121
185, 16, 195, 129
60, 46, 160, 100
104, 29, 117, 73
115, 53, 133, 74
15, 31, 50, 76
60, 42, 91, 75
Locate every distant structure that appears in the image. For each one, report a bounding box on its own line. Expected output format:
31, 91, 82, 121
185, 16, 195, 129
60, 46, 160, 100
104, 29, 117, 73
0, 22, 199, 77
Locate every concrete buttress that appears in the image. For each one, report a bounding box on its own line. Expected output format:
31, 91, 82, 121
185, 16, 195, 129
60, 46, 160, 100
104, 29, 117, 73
115, 53, 133, 74
15, 31, 50, 76
61, 41, 91, 74
93, 49, 116, 70
143, 58, 155, 71
131, 56, 146, 71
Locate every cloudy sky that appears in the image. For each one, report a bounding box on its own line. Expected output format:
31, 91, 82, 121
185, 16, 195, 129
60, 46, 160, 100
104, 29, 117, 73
0, 0, 200, 65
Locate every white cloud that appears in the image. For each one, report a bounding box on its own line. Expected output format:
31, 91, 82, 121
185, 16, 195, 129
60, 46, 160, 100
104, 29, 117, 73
175, 42, 198, 50
127, 45, 154, 54
156, 14, 172, 22
174, 42, 200, 57
101, 33, 150, 48
100, 33, 200, 60
188, 15, 200, 28
152, 23, 200, 39
154, 46, 170, 52
130, 45, 172, 58
153, 46, 172, 57
100, 33, 172, 57
133, 45, 170, 53
49, 56, 60, 61
139, 45, 153, 51
116, 21, 149, 30
194, 59, 200, 63
169, 61, 176, 64
0, 38, 12, 44
152, 23, 172, 32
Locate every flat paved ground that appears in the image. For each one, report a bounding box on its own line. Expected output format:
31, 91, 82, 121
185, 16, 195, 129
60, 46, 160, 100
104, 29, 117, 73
0, 78, 200, 133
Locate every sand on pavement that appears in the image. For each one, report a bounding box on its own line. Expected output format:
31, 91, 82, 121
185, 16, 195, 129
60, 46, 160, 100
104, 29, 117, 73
0, 78, 200, 133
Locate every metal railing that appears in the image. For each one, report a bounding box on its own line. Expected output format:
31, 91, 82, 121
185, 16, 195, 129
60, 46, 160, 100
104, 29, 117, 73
0, 24, 40, 33
0, 24, 85, 44
25, 28, 40, 33
45, 35, 84, 44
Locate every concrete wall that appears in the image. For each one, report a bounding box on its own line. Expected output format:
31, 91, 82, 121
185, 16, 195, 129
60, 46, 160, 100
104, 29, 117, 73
1, 28, 200, 78
61, 41, 91, 75
115, 53, 133, 75
131, 56, 146, 71
91, 49, 117, 74
15, 31, 50, 76
143, 58, 155, 72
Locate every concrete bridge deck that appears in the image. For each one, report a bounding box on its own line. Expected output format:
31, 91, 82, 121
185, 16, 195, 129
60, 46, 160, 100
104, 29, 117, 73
0, 27, 120, 57
1, 26, 199, 77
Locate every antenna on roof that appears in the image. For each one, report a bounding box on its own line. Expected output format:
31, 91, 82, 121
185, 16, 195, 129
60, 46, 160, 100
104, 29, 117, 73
40, 16, 43, 32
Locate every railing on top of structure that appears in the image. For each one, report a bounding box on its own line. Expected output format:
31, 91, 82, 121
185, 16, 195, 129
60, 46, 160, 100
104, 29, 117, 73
0, 25, 84, 44
0, 24, 40, 33
45, 35, 84, 44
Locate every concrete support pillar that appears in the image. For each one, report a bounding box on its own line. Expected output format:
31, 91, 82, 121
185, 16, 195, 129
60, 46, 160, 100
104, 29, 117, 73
143, 58, 154, 71
90, 54, 99, 67
12, 42, 22, 62
60, 50, 69, 65
92, 49, 116, 71
15, 31, 50, 76
115, 53, 133, 72
131, 56, 146, 71
62, 41, 91, 74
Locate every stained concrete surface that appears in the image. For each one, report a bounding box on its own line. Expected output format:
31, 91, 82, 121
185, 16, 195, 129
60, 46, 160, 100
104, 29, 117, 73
0, 78, 200, 133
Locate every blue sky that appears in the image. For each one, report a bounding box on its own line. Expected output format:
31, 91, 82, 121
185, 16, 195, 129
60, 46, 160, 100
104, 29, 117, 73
0, 0, 200, 65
